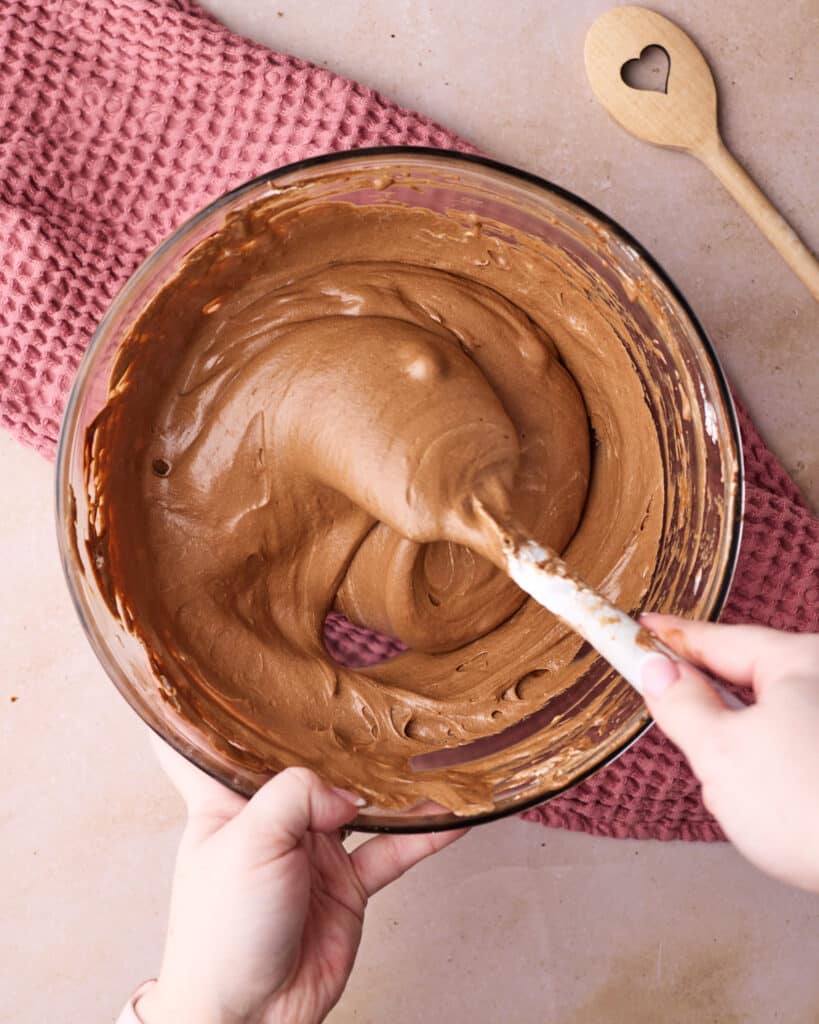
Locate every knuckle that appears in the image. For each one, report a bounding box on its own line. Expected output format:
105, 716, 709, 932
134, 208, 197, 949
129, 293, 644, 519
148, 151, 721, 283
280, 765, 315, 791
384, 837, 408, 878
259, 766, 317, 816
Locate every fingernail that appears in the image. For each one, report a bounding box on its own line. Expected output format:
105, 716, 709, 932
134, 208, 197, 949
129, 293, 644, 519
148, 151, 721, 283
641, 656, 680, 698
331, 786, 367, 807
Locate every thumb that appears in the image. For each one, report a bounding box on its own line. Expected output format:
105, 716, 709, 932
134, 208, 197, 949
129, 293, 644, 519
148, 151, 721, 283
149, 730, 248, 827
229, 767, 363, 856
640, 651, 729, 769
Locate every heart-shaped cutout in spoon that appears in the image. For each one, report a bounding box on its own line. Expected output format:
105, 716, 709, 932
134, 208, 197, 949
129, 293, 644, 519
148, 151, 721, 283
620, 43, 670, 93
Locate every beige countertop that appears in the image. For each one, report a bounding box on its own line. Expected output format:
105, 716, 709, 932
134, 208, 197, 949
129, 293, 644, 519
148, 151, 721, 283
2, 2, 817, 1022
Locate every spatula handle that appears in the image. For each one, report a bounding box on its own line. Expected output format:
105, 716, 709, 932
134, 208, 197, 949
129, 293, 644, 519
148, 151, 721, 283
506, 537, 747, 708
699, 137, 819, 301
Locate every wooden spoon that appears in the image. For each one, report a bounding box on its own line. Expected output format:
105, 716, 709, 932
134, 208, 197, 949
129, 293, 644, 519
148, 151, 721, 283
584, 5, 819, 301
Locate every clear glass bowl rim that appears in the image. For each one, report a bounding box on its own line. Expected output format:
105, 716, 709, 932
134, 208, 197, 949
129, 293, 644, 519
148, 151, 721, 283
55, 146, 745, 833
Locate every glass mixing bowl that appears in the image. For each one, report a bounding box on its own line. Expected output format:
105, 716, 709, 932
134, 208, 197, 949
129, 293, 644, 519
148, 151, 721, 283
56, 148, 743, 832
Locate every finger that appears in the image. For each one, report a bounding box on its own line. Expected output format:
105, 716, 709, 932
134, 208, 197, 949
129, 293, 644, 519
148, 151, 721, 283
233, 767, 363, 856
639, 614, 809, 693
149, 731, 247, 826
641, 656, 729, 767
350, 827, 467, 897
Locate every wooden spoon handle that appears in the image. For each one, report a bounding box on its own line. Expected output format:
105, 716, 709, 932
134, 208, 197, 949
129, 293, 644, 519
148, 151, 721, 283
698, 137, 819, 301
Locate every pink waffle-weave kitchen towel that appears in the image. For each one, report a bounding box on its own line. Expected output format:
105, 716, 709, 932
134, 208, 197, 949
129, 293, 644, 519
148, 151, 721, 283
2, 0, 817, 841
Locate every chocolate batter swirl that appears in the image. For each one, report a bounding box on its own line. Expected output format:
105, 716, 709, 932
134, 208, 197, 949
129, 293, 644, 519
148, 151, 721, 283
85, 191, 664, 813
